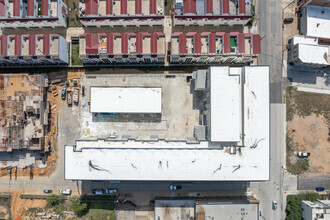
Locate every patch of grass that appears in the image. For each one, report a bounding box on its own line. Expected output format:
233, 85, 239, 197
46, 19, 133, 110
165, 0, 174, 15
286, 193, 321, 220
71, 43, 83, 66
66, 0, 82, 27
285, 86, 330, 122
84, 209, 115, 220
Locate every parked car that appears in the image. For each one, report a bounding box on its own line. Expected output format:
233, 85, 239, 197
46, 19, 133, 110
297, 152, 310, 158
316, 187, 325, 192
105, 188, 118, 194
43, 189, 52, 194
53, 92, 58, 97
60, 189, 72, 195
170, 185, 182, 190
284, 18, 294, 23
272, 201, 277, 210
61, 87, 66, 100
92, 189, 104, 195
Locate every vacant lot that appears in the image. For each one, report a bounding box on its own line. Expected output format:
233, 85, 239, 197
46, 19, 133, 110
286, 87, 330, 176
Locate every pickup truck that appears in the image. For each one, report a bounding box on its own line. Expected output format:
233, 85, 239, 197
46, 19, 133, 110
297, 152, 310, 158
60, 189, 72, 195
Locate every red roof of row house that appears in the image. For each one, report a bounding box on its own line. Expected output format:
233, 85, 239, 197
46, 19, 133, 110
206, 0, 213, 14
172, 32, 261, 55
183, 0, 196, 14
41, 0, 49, 16
13, 0, 20, 16
106, 0, 112, 15
27, 0, 34, 16
0, 34, 57, 56
149, 0, 156, 14
121, 0, 127, 15
222, 0, 229, 14
82, 32, 165, 55
86, 0, 98, 15
15, 35, 21, 55
239, 0, 246, 14
0, 0, 5, 17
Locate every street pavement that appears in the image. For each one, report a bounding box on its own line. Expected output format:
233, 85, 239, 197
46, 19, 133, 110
298, 176, 330, 190
258, 0, 283, 104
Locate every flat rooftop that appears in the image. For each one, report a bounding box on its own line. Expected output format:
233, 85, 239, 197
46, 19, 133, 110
297, 43, 329, 65
305, 5, 330, 38
65, 138, 269, 181
90, 87, 162, 113
210, 66, 241, 142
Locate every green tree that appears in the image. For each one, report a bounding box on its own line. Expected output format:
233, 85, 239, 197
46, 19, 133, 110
46, 194, 65, 207
286, 193, 321, 220
70, 200, 88, 216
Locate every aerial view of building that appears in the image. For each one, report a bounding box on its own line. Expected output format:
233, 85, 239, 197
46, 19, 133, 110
78, 0, 164, 27
79, 32, 166, 65
0, 0, 67, 28
173, 0, 252, 26
0, 74, 49, 152
170, 32, 260, 64
0, 0, 328, 218
0, 34, 68, 66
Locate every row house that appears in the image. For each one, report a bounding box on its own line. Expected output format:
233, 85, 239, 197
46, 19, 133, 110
79, 0, 164, 27
0, 0, 67, 28
174, 0, 252, 26
0, 34, 68, 66
170, 32, 260, 64
79, 32, 165, 65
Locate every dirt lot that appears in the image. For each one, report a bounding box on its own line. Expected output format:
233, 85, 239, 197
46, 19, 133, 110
11, 191, 47, 219
286, 87, 330, 176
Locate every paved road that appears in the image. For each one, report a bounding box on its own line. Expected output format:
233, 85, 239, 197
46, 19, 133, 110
298, 176, 330, 190
249, 104, 286, 220
258, 0, 283, 104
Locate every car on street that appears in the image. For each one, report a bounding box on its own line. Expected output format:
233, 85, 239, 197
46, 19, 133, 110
297, 152, 310, 158
170, 185, 182, 190
284, 18, 294, 23
105, 188, 118, 194
60, 189, 72, 195
53, 92, 58, 97
92, 189, 104, 195
43, 189, 52, 194
61, 87, 66, 100
272, 201, 277, 210
316, 187, 325, 192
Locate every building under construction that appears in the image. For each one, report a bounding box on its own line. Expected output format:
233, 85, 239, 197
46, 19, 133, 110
0, 74, 49, 152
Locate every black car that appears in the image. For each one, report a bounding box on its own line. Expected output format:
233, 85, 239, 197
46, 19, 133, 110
43, 189, 52, 194
61, 87, 66, 100
284, 18, 294, 23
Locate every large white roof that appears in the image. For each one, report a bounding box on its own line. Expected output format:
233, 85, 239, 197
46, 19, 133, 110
305, 5, 330, 38
297, 44, 329, 65
210, 66, 241, 142
65, 138, 269, 181
90, 87, 162, 113
65, 66, 269, 182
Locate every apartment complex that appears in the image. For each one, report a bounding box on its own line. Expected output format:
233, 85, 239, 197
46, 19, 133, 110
79, 0, 164, 27
174, 0, 252, 26
0, 0, 67, 28
0, 74, 49, 152
0, 34, 68, 66
79, 32, 166, 65
170, 32, 260, 64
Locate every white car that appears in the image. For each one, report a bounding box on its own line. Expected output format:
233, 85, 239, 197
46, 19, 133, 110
60, 189, 72, 195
